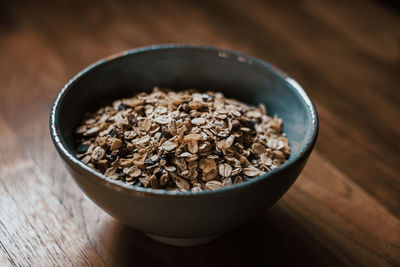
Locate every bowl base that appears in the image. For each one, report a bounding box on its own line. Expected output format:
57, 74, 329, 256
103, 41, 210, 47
145, 233, 218, 246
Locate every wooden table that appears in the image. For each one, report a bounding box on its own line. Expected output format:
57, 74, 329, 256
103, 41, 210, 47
0, 0, 399, 266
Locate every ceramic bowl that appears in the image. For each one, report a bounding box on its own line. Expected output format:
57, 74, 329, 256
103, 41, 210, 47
50, 44, 318, 246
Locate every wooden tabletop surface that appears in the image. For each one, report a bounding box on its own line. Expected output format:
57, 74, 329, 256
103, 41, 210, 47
0, 0, 399, 266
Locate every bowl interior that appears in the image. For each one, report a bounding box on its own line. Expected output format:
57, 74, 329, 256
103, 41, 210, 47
55, 46, 316, 169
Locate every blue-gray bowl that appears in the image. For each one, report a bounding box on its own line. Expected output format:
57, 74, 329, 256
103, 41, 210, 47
50, 44, 318, 246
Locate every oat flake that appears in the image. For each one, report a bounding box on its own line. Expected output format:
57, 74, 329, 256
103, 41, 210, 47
74, 87, 290, 191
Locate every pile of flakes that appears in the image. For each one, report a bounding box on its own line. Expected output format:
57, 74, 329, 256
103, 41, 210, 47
74, 87, 290, 192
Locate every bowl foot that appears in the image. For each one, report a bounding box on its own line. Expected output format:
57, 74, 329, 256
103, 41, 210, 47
145, 233, 218, 246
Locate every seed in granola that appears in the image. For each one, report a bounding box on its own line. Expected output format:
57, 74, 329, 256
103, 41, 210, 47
81, 155, 91, 164
84, 127, 100, 136
216, 135, 235, 151
189, 169, 199, 180
216, 139, 226, 151
168, 120, 177, 135
243, 166, 261, 177
139, 177, 150, 187
104, 167, 119, 180
191, 117, 206, 126
252, 143, 266, 154
246, 110, 261, 118
149, 175, 158, 188
154, 116, 171, 125
218, 163, 232, 177
187, 141, 198, 154
91, 147, 105, 161
75, 125, 87, 134
123, 166, 142, 177
184, 134, 203, 142
95, 137, 107, 147
222, 177, 233, 187
231, 167, 242, 176
110, 138, 123, 151
174, 157, 187, 170
199, 141, 211, 152
161, 126, 171, 138
150, 155, 159, 162
202, 169, 218, 181
272, 150, 286, 159
119, 158, 133, 167
160, 173, 169, 187
180, 152, 193, 158
188, 100, 204, 110
225, 135, 235, 148
205, 181, 223, 190
231, 119, 241, 128
216, 114, 227, 120
234, 176, 243, 184
183, 118, 192, 129
124, 131, 136, 140
134, 105, 144, 112
181, 103, 190, 112
161, 141, 177, 151
239, 155, 250, 167
112, 128, 125, 140
187, 161, 197, 170
199, 158, 217, 174
173, 176, 190, 191
134, 135, 150, 146
165, 165, 177, 172
127, 114, 138, 125
87, 163, 95, 169
138, 118, 151, 132
260, 153, 273, 166
192, 187, 202, 192
85, 118, 96, 125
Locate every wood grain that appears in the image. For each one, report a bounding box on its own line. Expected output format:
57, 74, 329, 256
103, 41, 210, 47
0, 0, 399, 266
0, 118, 106, 267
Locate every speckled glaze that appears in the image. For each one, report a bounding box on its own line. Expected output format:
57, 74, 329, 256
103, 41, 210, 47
50, 44, 318, 246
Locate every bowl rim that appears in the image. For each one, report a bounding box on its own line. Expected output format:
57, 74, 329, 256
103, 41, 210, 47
50, 44, 319, 198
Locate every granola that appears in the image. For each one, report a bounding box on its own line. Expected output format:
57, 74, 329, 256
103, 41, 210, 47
74, 87, 290, 191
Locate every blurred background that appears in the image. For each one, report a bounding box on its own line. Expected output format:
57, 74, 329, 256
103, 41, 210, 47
0, 0, 399, 266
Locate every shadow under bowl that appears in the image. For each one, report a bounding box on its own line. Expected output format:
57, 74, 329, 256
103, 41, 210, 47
50, 44, 318, 246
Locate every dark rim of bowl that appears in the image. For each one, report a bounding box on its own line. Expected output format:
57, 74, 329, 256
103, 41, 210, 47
50, 44, 319, 197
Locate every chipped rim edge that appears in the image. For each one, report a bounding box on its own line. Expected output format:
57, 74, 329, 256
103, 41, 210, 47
49, 44, 319, 198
